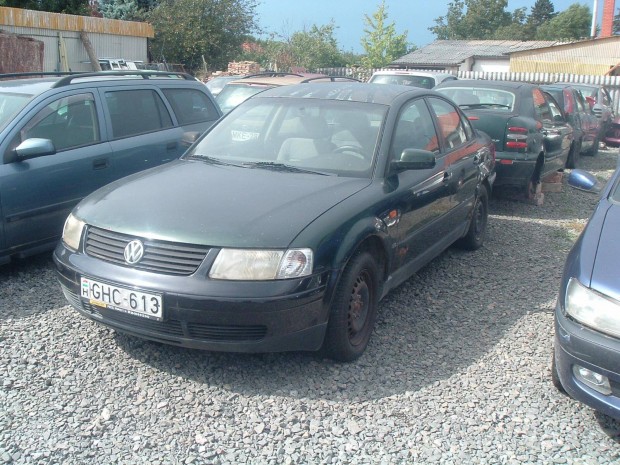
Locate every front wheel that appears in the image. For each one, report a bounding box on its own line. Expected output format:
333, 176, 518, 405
322, 251, 380, 362
455, 184, 488, 250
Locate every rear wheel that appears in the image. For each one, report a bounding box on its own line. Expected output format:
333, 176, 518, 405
322, 251, 380, 362
566, 139, 581, 169
456, 184, 488, 250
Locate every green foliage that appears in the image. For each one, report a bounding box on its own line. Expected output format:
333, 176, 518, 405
98, 0, 143, 20
614, 8, 620, 35
289, 22, 343, 69
0, 0, 90, 15
361, 1, 409, 68
430, 0, 513, 40
535, 3, 591, 40
148, 0, 258, 72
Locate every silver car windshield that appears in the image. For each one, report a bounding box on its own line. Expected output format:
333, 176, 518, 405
0, 92, 33, 131
186, 98, 386, 178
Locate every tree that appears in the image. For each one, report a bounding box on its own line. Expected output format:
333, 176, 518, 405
288, 22, 344, 70
148, 0, 258, 72
492, 7, 528, 40
535, 3, 590, 40
430, 0, 514, 40
361, 1, 410, 68
0, 0, 90, 15
614, 8, 620, 35
98, 0, 141, 20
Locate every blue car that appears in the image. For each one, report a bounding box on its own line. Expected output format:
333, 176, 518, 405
553, 164, 620, 420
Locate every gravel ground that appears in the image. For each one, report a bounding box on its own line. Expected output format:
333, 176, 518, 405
2, 148, 620, 465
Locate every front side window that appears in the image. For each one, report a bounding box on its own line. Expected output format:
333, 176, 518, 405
105, 89, 172, 139
428, 97, 468, 149
20, 93, 100, 151
162, 88, 220, 125
391, 99, 439, 159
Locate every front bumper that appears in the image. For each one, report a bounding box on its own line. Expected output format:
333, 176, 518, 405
54, 244, 332, 353
554, 303, 620, 421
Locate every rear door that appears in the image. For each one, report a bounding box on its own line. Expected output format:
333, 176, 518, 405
0, 90, 112, 254
534, 88, 571, 173
99, 86, 184, 179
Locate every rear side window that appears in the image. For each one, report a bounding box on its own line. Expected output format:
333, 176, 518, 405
428, 97, 468, 149
105, 89, 172, 139
162, 88, 220, 125
533, 88, 552, 121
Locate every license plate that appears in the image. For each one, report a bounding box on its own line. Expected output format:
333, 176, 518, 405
80, 277, 163, 321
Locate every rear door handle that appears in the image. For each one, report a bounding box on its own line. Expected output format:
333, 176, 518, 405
92, 158, 108, 170
167, 142, 178, 151
443, 171, 452, 183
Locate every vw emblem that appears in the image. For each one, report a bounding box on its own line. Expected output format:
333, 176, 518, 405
124, 240, 144, 265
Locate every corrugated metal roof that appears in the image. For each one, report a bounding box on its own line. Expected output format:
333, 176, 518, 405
392, 40, 561, 66
0, 6, 154, 38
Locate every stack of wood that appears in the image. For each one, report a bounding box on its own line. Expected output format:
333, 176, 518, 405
227, 61, 260, 75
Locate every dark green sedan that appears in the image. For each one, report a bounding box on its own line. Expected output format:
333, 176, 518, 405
54, 82, 495, 361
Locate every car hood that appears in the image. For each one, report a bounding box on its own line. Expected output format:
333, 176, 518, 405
75, 160, 371, 248
590, 203, 620, 302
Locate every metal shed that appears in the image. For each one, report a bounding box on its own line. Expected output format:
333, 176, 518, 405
0, 7, 154, 72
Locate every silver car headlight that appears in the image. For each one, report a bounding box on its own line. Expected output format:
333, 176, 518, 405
565, 277, 620, 338
62, 213, 85, 252
209, 248, 313, 280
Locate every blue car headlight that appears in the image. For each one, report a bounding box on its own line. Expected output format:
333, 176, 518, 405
565, 277, 620, 338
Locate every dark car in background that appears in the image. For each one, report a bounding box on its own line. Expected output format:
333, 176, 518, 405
436, 80, 573, 198
541, 83, 601, 165
215, 73, 359, 114
54, 82, 495, 362
0, 71, 222, 264
553, 165, 620, 421
560, 83, 615, 145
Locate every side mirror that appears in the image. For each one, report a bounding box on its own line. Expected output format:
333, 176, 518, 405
15, 138, 56, 160
568, 169, 603, 193
390, 148, 436, 172
181, 131, 201, 147
553, 114, 565, 123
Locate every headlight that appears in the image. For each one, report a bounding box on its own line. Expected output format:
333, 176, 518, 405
565, 277, 620, 338
62, 213, 85, 251
209, 248, 313, 280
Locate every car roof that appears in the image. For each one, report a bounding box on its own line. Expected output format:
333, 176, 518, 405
371, 70, 454, 78
436, 79, 534, 90
225, 73, 339, 87
253, 82, 435, 105
0, 71, 200, 95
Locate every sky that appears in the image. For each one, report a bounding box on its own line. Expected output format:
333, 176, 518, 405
255, 0, 594, 53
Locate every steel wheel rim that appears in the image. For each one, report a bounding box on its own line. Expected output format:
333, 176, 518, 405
347, 270, 372, 346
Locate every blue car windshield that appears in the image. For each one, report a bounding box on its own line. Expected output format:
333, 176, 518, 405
186, 97, 386, 178
0, 92, 33, 131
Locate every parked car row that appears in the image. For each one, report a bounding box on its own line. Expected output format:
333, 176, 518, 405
1, 70, 618, 421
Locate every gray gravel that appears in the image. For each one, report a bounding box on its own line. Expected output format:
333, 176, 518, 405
2, 148, 620, 464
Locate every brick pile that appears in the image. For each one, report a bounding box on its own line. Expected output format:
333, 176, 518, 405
227, 61, 260, 75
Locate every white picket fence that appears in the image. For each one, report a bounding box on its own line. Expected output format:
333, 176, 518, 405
316, 67, 620, 114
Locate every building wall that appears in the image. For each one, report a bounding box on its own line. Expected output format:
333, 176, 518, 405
464, 58, 510, 73
510, 37, 620, 75
0, 7, 152, 72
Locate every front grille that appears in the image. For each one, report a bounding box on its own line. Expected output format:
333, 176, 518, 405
85, 226, 209, 275
61, 285, 267, 343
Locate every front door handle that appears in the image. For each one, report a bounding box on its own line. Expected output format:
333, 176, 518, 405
92, 158, 108, 170
167, 142, 178, 151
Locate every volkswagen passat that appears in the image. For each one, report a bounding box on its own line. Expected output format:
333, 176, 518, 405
54, 82, 495, 361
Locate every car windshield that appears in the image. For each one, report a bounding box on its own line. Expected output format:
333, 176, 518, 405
0, 92, 33, 131
370, 74, 435, 89
437, 87, 515, 111
185, 97, 386, 178
216, 84, 273, 114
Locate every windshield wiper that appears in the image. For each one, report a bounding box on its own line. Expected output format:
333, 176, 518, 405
184, 155, 246, 167
243, 161, 333, 176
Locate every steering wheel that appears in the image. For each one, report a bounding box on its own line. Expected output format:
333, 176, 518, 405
333, 145, 365, 159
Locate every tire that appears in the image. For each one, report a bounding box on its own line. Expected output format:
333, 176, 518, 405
322, 251, 380, 362
455, 184, 488, 251
551, 351, 567, 395
585, 133, 600, 156
566, 139, 580, 169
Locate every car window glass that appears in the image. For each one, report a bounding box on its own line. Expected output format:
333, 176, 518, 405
533, 88, 552, 121
105, 89, 172, 139
436, 87, 514, 110
216, 85, 270, 114
390, 99, 439, 160
0, 92, 33, 131
428, 97, 468, 149
546, 97, 563, 121
574, 91, 586, 112
20, 93, 100, 152
162, 88, 219, 125
600, 89, 611, 106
